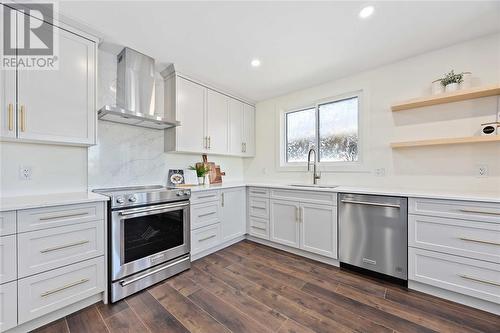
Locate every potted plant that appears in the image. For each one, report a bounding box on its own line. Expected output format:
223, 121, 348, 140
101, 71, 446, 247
440, 70, 464, 92
189, 164, 211, 185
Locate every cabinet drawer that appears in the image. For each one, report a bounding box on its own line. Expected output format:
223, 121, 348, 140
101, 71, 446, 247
0, 211, 16, 236
248, 216, 269, 240
409, 248, 500, 304
190, 190, 220, 205
18, 257, 105, 324
248, 187, 270, 198
191, 202, 220, 230
409, 215, 500, 263
409, 198, 500, 224
0, 235, 16, 284
248, 197, 270, 219
18, 221, 104, 278
18, 202, 104, 232
271, 189, 337, 205
191, 224, 221, 255
0, 281, 17, 332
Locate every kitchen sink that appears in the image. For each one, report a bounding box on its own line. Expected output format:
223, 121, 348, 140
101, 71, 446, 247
289, 184, 339, 189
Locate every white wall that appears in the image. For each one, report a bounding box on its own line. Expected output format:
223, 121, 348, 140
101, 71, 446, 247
88, 50, 245, 189
244, 33, 500, 193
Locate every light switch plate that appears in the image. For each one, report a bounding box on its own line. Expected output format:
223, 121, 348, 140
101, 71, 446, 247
19, 166, 32, 180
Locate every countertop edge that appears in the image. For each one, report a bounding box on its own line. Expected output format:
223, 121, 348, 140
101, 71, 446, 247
0, 192, 109, 212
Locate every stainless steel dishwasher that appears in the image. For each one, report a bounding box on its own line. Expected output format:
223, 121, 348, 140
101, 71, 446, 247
339, 193, 408, 281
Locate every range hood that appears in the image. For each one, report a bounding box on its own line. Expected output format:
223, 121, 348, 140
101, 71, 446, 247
98, 47, 179, 130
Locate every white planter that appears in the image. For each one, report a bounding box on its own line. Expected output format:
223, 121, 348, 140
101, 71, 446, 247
198, 177, 205, 185
445, 83, 459, 93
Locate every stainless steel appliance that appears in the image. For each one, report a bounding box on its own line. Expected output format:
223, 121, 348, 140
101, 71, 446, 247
98, 47, 179, 130
93, 185, 191, 302
339, 193, 408, 281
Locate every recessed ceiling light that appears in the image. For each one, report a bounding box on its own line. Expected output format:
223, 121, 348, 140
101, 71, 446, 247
359, 6, 375, 19
251, 59, 261, 67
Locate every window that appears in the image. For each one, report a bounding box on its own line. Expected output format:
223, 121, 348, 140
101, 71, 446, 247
284, 96, 359, 165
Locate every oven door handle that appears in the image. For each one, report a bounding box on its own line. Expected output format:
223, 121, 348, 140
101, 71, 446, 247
119, 256, 191, 287
119, 202, 189, 218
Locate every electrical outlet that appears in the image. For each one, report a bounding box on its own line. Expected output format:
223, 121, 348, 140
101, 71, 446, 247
374, 168, 386, 177
19, 166, 32, 180
477, 164, 488, 178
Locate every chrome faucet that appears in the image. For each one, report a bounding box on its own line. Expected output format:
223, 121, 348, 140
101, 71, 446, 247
307, 148, 321, 185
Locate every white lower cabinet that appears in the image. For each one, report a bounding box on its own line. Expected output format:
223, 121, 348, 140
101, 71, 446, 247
221, 188, 246, 242
191, 224, 222, 255
18, 221, 104, 278
0, 281, 17, 332
270, 195, 338, 259
0, 235, 17, 284
248, 216, 269, 240
300, 203, 337, 258
409, 248, 500, 304
270, 200, 300, 248
18, 256, 105, 324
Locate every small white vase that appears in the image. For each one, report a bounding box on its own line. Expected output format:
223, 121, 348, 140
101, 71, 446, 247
460, 72, 472, 90
198, 177, 205, 185
445, 83, 459, 93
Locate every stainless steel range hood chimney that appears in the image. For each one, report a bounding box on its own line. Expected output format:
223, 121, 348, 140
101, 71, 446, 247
98, 47, 179, 129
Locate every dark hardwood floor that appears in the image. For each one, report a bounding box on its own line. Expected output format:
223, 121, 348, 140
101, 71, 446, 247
32, 240, 500, 333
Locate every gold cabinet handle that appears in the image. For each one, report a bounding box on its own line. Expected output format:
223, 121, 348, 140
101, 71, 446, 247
458, 237, 500, 246
458, 274, 500, 287
40, 240, 90, 253
41, 278, 90, 297
8, 103, 13, 131
20, 105, 26, 132
208, 136, 211, 149
459, 208, 500, 216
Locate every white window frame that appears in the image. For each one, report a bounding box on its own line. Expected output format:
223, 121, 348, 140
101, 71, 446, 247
277, 90, 365, 172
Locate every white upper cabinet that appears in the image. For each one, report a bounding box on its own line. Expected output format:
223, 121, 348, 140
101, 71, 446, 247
0, 7, 97, 146
206, 89, 229, 154
170, 77, 206, 152
228, 98, 244, 155
164, 73, 254, 157
243, 104, 255, 156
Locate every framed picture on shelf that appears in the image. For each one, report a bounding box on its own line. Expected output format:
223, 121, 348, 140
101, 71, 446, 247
167, 169, 184, 187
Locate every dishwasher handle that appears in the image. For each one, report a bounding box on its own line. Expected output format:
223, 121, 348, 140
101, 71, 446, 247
340, 199, 400, 209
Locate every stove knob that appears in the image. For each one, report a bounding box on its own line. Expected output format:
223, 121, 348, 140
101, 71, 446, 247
184, 191, 190, 196
128, 196, 137, 203
116, 197, 124, 204
176, 192, 182, 196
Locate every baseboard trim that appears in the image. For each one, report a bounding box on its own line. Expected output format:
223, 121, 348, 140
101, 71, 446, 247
191, 235, 246, 261
5, 293, 103, 333
245, 235, 340, 267
408, 280, 500, 315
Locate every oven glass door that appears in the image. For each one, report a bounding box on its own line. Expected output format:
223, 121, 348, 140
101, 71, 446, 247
111, 201, 190, 280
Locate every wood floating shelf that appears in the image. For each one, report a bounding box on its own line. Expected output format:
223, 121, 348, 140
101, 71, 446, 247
391, 85, 500, 111
391, 135, 500, 148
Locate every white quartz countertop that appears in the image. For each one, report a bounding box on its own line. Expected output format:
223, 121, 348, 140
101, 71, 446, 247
185, 181, 500, 203
0, 192, 109, 211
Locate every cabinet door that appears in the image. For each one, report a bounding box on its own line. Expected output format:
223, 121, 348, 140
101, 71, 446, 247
228, 98, 244, 155
0, 62, 16, 139
176, 77, 206, 152
243, 104, 255, 156
0, 281, 17, 332
16, 18, 96, 145
206, 89, 229, 154
300, 203, 337, 258
270, 199, 300, 248
221, 188, 246, 242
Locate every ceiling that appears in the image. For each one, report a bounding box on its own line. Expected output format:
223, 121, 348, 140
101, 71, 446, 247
58, 1, 500, 102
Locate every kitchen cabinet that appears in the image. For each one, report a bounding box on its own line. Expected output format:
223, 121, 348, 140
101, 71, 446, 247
242, 103, 255, 156
0, 281, 17, 332
221, 187, 246, 242
0, 6, 97, 146
206, 89, 229, 154
269, 189, 337, 258
300, 203, 337, 258
270, 199, 300, 248
164, 73, 254, 157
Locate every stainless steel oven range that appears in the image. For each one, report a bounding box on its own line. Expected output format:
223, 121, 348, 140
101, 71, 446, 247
93, 185, 191, 303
